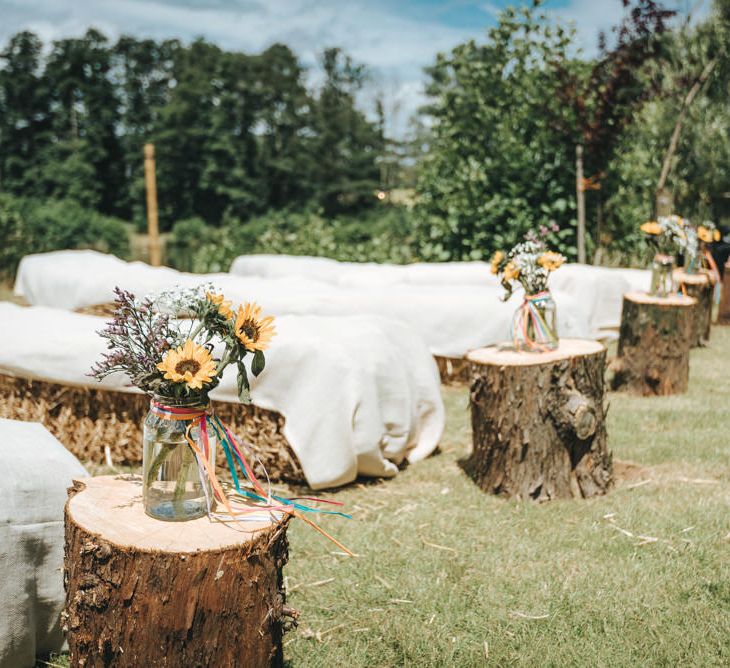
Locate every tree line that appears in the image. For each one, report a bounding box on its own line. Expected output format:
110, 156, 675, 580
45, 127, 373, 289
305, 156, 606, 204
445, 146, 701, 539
0, 30, 385, 230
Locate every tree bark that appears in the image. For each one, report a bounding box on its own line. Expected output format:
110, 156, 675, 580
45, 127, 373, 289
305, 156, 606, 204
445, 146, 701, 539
674, 269, 714, 346
464, 339, 612, 502
64, 476, 291, 668
612, 292, 695, 396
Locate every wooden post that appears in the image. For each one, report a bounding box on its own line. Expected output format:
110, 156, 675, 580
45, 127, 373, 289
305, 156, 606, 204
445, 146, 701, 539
64, 477, 291, 667
674, 269, 714, 345
465, 339, 612, 501
576, 144, 586, 264
655, 188, 673, 217
144, 143, 161, 267
718, 261, 730, 325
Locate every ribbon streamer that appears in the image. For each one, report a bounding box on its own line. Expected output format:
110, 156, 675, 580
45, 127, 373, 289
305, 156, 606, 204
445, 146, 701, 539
510, 291, 555, 352
149, 401, 353, 555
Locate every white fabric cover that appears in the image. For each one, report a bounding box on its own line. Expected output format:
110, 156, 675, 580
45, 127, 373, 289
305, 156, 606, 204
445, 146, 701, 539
231, 254, 652, 336
0, 418, 87, 668
0, 303, 444, 490
14, 251, 601, 356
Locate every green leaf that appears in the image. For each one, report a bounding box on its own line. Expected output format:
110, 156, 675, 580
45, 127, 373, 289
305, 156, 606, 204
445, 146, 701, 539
251, 350, 266, 377
237, 361, 251, 404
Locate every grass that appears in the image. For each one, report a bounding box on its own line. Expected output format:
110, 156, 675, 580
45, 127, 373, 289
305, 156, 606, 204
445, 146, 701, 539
39, 329, 730, 667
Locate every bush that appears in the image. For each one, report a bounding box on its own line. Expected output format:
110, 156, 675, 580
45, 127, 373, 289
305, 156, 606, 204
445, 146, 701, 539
180, 205, 420, 273
0, 195, 130, 279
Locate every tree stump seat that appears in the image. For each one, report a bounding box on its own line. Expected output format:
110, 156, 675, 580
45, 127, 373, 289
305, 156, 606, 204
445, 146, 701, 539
674, 269, 714, 346
464, 338, 612, 502
64, 476, 290, 667
611, 291, 695, 396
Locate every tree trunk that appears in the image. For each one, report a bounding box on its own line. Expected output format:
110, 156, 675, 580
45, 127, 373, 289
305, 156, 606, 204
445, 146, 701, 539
465, 339, 612, 502
576, 144, 586, 264
64, 476, 291, 668
674, 269, 714, 346
611, 292, 695, 396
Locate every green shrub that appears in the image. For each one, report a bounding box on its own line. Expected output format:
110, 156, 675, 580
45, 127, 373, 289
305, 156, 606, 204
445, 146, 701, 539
0, 195, 130, 279
180, 205, 419, 273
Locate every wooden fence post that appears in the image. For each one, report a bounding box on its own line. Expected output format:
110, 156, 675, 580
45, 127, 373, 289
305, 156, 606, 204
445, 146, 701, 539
576, 144, 586, 264
144, 143, 161, 267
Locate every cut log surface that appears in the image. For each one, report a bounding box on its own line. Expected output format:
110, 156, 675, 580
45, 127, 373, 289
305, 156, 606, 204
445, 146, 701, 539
612, 291, 695, 396
64, 476, 290, 668
465, 338, 612, 502
674, 269, 713, 345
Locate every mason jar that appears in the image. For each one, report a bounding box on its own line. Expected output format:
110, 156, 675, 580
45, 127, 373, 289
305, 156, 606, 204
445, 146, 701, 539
142, 395, 217, 521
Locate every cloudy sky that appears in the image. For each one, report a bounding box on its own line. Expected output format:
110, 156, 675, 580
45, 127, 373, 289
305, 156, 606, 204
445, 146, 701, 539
0, 0, 705, 136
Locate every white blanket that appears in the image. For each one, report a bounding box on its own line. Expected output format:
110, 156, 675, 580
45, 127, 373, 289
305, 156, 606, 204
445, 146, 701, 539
230, 254, 652, 334
0, 303, 443, 490
15, 251, 596, 356
0, 418, 87, 667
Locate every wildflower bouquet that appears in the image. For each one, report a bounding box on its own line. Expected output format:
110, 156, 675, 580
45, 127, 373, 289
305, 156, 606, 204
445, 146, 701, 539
490, 238, 566, 303
640, 215, 698, 261
91, 286, 275, 404
490, 231, 566, 352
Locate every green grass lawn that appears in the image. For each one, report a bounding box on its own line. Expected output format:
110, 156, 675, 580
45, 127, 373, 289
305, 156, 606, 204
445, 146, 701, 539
42, 329, 729, 667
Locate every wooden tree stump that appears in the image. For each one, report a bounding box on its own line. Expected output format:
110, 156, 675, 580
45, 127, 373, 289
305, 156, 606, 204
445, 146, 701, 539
64, 476, 291, 667
718, 261, 730, 325
611, 292, 695, 396
674, 269, 714, 346
464, 339, 612, 502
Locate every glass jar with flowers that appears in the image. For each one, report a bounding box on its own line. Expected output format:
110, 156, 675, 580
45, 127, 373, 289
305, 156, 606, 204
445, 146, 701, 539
90, 286, 276, 521
696, 221, 722, 274
490, 231, 566, 352
641, 215, 697, 296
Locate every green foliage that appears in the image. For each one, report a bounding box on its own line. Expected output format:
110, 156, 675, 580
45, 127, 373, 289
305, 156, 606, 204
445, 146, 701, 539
415, 4, 579, 261
167, 206, 418, 273
0, 195, 129, 278
0, 31, 385, 230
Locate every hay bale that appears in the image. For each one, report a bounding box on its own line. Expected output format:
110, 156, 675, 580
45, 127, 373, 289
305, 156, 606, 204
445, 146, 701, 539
0, 373, 304, 483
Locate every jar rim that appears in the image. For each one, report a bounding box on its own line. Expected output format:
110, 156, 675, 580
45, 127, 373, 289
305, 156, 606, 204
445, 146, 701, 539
151, 393, 210, 409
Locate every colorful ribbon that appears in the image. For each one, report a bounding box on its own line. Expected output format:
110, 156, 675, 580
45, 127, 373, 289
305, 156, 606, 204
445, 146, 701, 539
150, 401, 353, 555
510, 291, 555, 352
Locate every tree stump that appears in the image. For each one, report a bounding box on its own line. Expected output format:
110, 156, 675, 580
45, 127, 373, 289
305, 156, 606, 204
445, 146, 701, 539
64, 476, 291, 667
611, 292, 695, 396
464, 339, 612, 502
674, 269, 714, 345
718, 261, 730, 325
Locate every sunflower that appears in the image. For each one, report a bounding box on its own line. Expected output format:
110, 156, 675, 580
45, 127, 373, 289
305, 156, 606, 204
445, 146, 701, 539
538, 251, 565, 272
697, 226, 713, 243
157, 339, 217, 390
490, 251, 504, 275
640, 221, 662, 235
503, 261, 520, 281
234, 302, 276, 352
206, 291, 234, 320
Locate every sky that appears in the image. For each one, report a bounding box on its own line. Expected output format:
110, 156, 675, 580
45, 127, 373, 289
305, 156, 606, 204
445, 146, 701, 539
0, 0, 707, 136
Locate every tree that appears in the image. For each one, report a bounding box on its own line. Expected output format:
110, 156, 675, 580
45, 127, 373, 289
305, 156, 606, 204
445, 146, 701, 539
415, 4, 578, 261
0, 31, 51, 198
554, 0, 675, 262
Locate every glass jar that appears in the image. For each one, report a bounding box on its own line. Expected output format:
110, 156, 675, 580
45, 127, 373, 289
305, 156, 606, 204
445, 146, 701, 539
142, 396, 217, 521
650, 253, 676, 298
514, 291, 559, 352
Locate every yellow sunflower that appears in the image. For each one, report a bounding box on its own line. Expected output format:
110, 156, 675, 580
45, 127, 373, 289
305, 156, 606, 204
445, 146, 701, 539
503, 261, 520, 281
234, 302, 276, 352
640, 221, 662, 235
538, 251, 565, 272
157, 339, 217, 390
715, 229, 721, 242
490, 251, 504, 275
206, 291, 234, 320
